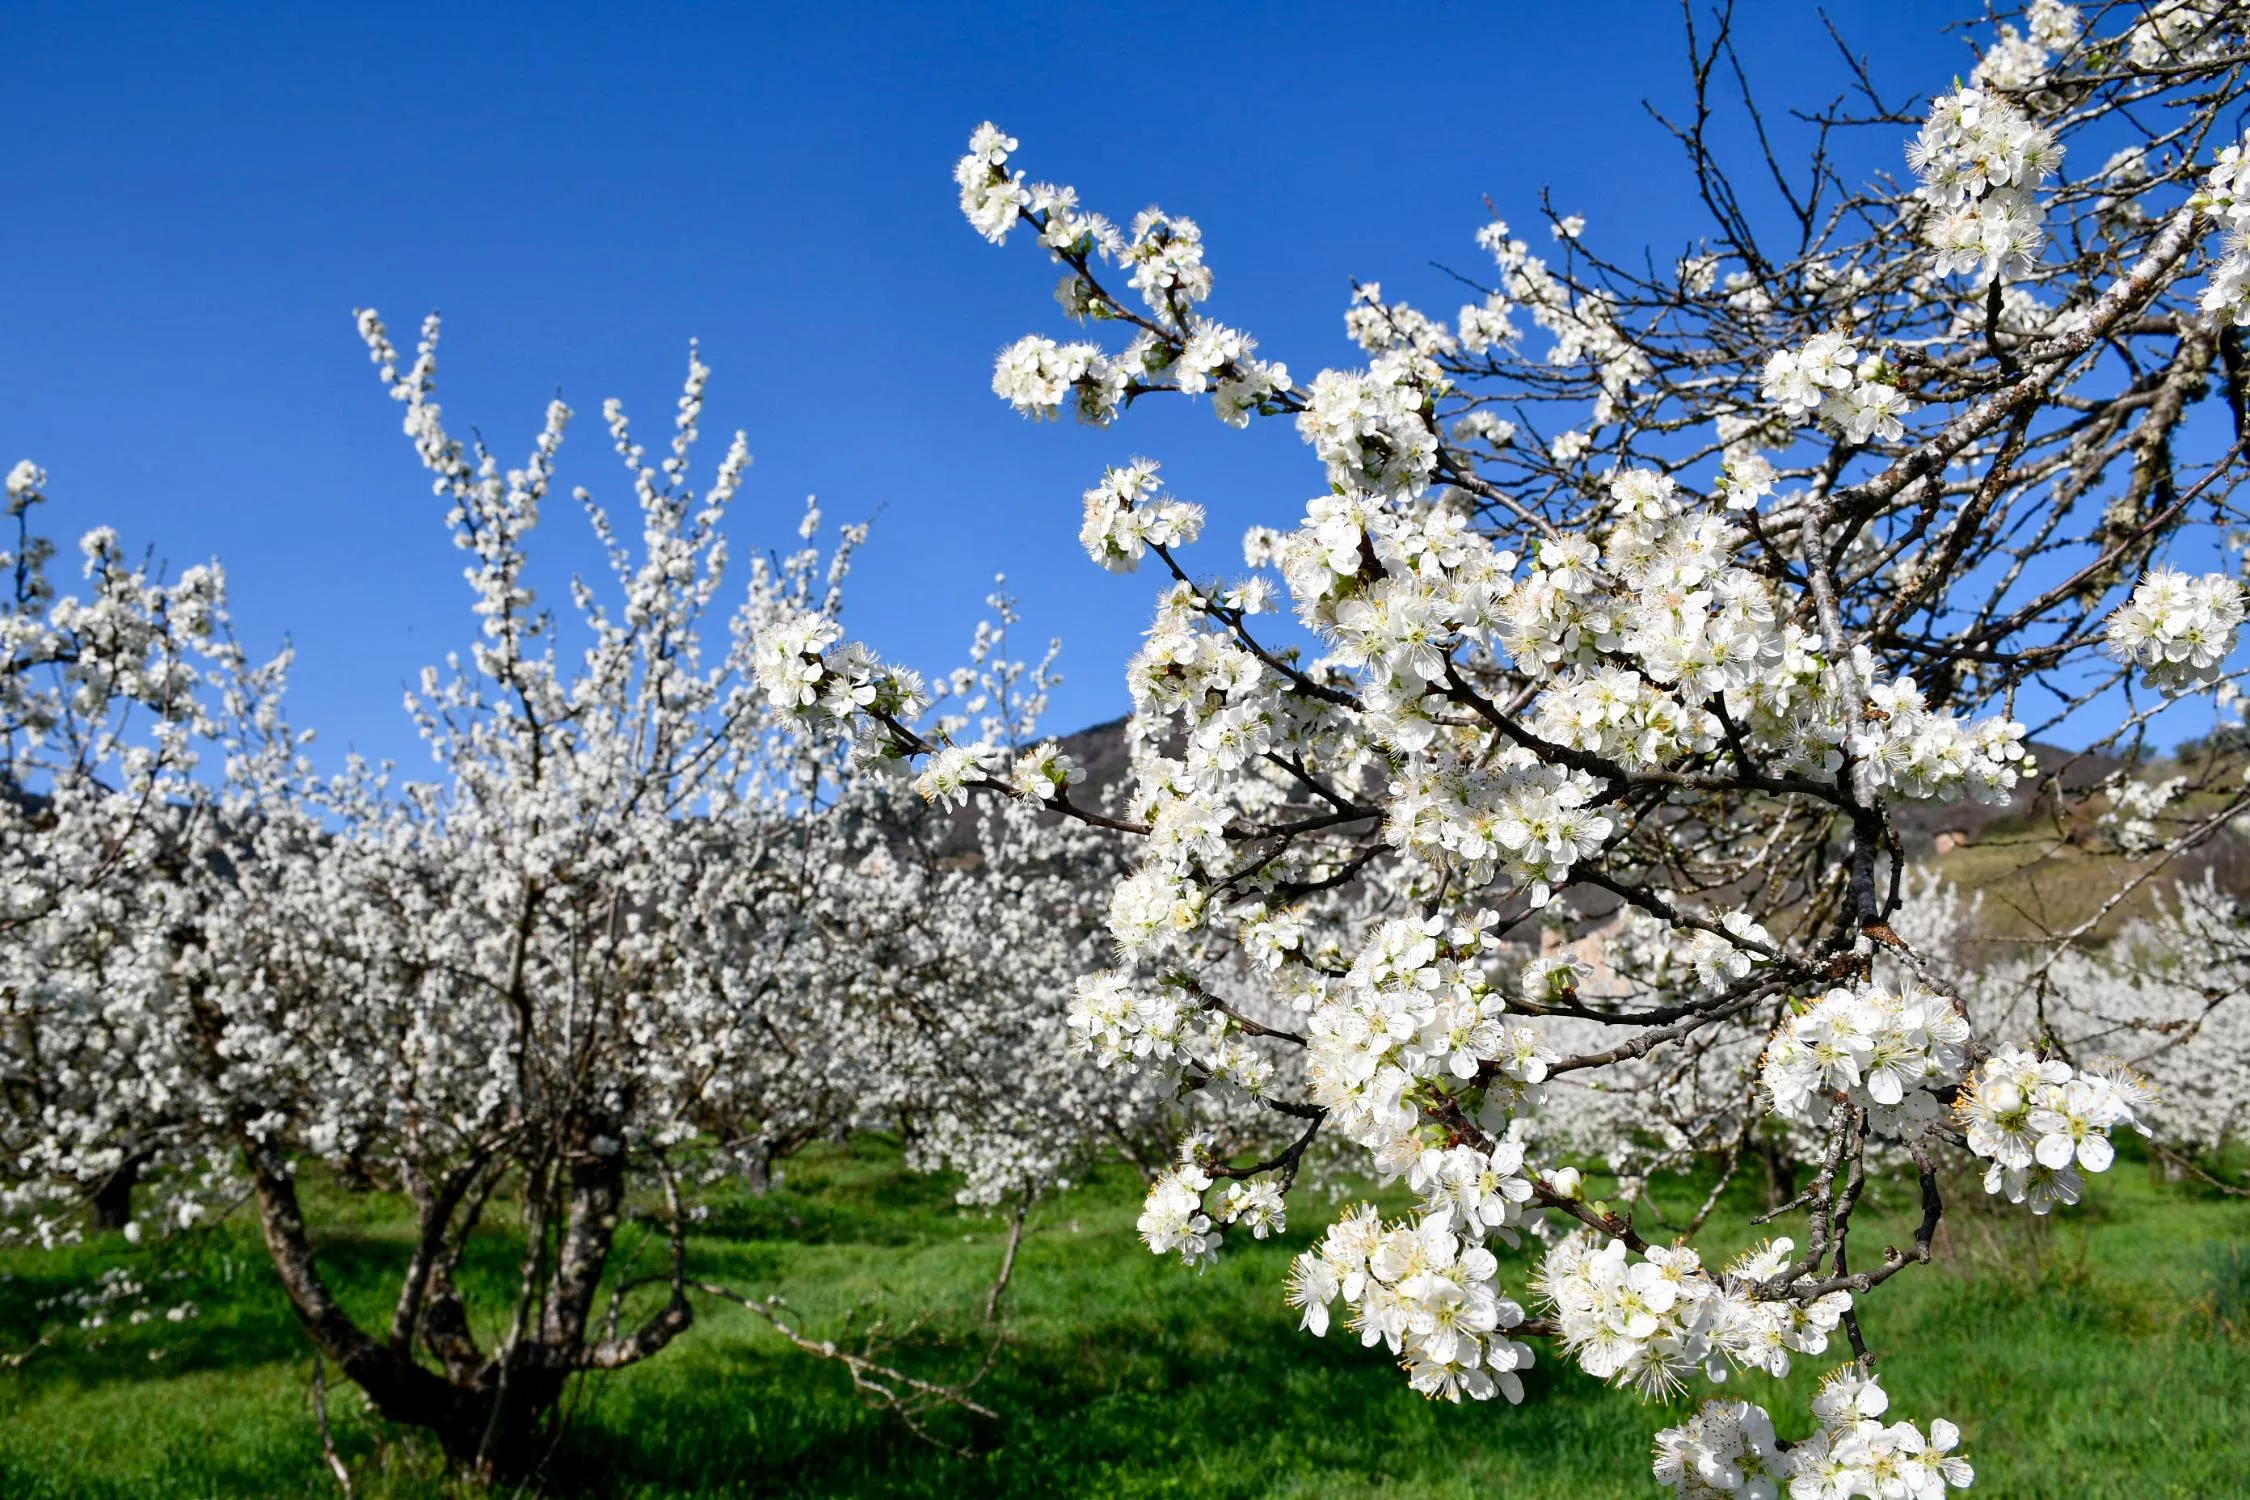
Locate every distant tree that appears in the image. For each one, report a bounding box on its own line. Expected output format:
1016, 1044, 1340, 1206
1, 456, 235, 1249
2172, 722, 2250, 759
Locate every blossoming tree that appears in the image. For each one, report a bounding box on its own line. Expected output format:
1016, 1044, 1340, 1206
0, 320, 1176, 1478
2, 455, 248, 1261
769, 2, 2250, 1492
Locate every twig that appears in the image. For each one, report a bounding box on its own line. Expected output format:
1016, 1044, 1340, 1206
984, 1192, 1032, 1326
693, 1281, 998, 1455
311, 1350, 353, 1496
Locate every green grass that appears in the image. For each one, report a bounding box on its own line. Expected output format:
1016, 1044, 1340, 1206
0, 1142, 2244, 1498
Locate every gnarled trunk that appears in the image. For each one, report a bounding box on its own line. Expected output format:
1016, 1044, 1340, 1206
242, 1125, 692, 1485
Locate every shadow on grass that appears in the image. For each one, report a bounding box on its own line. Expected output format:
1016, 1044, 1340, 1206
530, 1264, 1649, 1500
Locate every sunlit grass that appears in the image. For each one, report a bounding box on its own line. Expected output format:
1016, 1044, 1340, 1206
1, 1140, 2243, 1498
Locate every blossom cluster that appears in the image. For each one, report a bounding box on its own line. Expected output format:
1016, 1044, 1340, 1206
1134, 1134, 1296, 1269
1287, 1193, 1538, 1403
2199, 133, 2250, 324
992, 334, 1125, 424
1137, 1158, 1222, 1268
2102, 566, 2245, 694
1967, 0, 2080, 93
1654, 1370, 1971, 1500
1296, 354, 1441, 494
2095, 773, 2186, 854
955, 124, 1292, 431
1304, 915, 1554, 1168
1066, 970, 1274, 1097
1078, 460, 1205, 572
1760, 983, 1971, 1134
1537, 1233, 1851, 1398
2130, 1, 2237, 73
1851, 675, 2030, 806
1602, 908, 1775, 998
754, 611, 917, 729
1906, 86, 2064, 281
1761, 333, 1910, 444
1958, 1049, 2148, 1213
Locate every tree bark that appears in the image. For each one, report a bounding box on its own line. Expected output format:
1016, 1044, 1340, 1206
742, 1141, 773, 1195
88, 1155, 141, 1231
1758, 1135, 1798, 1211
244, 1139, 573, 1479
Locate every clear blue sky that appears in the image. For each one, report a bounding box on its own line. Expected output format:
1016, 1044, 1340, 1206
7, 2, 2045, 767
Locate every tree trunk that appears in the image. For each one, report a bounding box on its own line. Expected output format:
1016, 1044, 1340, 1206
239, 1129, 692, 1487
543, 1117, 626, 1350
241, 1139, 566, 1483
1758, 1136, 1798, 1211
88, 1156, 140, 1231
456, 1371, 572, 1484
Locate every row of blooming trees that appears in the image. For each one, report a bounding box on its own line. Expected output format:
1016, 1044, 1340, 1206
753, 1, 2250, 1494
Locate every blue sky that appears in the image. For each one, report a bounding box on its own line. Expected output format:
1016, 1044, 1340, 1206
6, 2, 2082, 767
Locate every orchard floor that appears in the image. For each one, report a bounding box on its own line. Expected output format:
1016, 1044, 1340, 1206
0, 1141, 2244, 1499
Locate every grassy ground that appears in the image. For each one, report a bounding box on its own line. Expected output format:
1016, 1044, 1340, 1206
0, 1141, 2243, 1499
